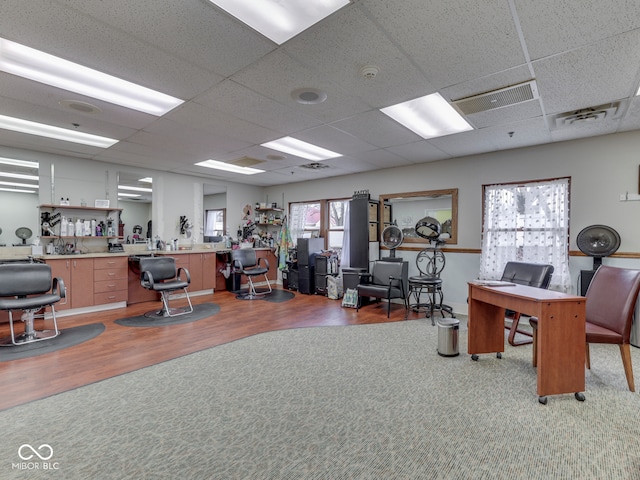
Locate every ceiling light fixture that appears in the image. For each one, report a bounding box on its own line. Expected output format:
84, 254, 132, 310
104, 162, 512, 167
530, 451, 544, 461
208, 0, 349, 45
117, 193, 141, 198
195, 160, 265, 175
0, 114, 118, 148
261, 136, 341, 161
0, 157, 39, 169
0, 172, 39, 181
118, 185, 153, 193
380, 92, 473, 139
0, 187, 36, 194
0, 180, 39, 189
0, 37, 184, 116
138, 177, 153, 183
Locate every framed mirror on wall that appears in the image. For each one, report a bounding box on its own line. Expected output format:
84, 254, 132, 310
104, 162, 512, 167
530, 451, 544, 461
379, 188, 458, 245
203, 184, 227, 242
117, 171, 153, 243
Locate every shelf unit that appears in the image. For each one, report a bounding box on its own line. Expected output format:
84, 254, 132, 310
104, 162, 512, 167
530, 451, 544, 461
254, 207, 283, 244
39, 204, 123, 241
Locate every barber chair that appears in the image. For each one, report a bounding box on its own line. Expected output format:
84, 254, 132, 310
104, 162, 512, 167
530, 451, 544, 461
231, 248, 272, 299
0, 262, 65, 346
139, 256, 193, 317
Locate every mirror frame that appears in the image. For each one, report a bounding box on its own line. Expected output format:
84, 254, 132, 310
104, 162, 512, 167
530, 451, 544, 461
379, 188, 458, 245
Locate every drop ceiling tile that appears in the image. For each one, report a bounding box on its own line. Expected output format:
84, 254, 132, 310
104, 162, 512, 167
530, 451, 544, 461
550, 120, 621, 143
283, 5, 435, 108
465, 100, 543, 129
386, 141, 451, 163
331, 110, 422, 148
294, 125, 378, 156
361, 0, 526, 87
347, 148, 415, 169
483, 117, 552, 150
514, 0, 640, 59
428, 129, 500, 158
231, 50, 372, 123
618, 97, 640, 132
533, 30, 640, 115
194, 80, 321, 134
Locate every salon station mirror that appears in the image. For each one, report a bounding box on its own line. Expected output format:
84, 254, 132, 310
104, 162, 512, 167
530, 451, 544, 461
379, 188, 458, 245
117, 170, 153, 244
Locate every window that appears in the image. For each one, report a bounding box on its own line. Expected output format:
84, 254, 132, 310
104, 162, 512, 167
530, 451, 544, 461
289, 202, 322, 240
204, 208, 225, 237
327, 199, 348, 250
479, 178, 571, 291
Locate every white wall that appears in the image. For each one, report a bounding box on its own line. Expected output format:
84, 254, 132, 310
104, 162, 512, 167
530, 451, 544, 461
3, 130, 640, 313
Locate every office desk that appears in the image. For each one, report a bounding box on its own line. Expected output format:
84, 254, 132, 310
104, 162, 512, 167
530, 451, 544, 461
467, 282, 586, 404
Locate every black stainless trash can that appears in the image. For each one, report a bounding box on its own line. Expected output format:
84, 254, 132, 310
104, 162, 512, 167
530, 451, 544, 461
437, 318, 460, 357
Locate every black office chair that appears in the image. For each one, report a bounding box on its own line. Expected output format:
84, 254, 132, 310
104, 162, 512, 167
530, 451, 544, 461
230, 248, 272, 299
139, 256, 193, 317
500, 261, 554, 346
0, 262, 66, 346
356, 260, 409, 318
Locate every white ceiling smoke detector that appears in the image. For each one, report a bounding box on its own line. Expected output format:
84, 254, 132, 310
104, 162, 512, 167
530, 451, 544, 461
359, 65, 379, 79
59, 99, 102, 114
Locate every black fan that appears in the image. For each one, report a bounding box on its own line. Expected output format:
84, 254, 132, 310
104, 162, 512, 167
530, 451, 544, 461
381, 223, 404, 260
576, 224, 621, 270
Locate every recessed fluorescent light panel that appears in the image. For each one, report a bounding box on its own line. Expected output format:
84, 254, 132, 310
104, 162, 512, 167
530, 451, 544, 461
195, 160, 265, 175
0, 187, 36, 193
0, 180, 38, 189
0, 157, 38, 169
380, 92, 473, 139
261, 137, 341, 161
0, 114, 118, 148
118, 193, 141, 198
138, 177, 153, 183
209, 0, 349, 45
118, 185, 153, 193
0, 37, 184, 115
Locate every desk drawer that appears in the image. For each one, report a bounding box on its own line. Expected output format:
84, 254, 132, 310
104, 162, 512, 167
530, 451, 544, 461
94, 290, 128, 305
94, 278, 128, 293
94, 265, 127, 282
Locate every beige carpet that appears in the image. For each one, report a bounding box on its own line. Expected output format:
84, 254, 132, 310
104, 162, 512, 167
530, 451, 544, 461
2, 318, 639, 479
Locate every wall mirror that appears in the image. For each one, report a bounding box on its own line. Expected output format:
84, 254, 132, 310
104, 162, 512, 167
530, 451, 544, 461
203, 184, 227, 242
117, 170, 153, 243
379, 188, 458, 245
0, 158, 40, 246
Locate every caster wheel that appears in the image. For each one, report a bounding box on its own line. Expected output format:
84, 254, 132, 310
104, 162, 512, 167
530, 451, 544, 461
575, 392, 585, 402
538, 396, 547, 405
496, 352, 502, 359
471, 354, 479, 361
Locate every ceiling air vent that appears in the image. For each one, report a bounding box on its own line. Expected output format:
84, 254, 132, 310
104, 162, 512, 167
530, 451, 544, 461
229, 156, 264, 167
552, 102, 621, 129
299, 162, 329, 170
452, 80, 539, 115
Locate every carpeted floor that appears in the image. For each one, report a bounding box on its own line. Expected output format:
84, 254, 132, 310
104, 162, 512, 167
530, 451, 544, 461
0, 323, 105, 362
1, 318, 640, 479
114, 302, 220, 327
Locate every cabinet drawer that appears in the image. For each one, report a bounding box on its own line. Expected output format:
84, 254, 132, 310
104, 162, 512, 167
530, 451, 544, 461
94, 257, 126, 270
94, 265, 127, 282
94, 278, 128, 293
172, 255, 190, 268
94, 290, 128, 305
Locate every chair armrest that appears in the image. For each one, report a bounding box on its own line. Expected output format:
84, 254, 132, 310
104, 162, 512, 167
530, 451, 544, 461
258, 257, 270, 270
177, 267, 191, 284
141, 270, 155, 288
359, 273, 373, 284
53, 277, 66, 299
231, 259, 243, 270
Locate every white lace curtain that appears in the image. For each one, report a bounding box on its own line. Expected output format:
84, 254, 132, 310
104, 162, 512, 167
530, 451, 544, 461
479, 178, 571, 292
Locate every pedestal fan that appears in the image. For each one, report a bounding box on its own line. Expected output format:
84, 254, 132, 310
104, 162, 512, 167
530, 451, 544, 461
576, 224, 621, 295
381, 222, 403, 260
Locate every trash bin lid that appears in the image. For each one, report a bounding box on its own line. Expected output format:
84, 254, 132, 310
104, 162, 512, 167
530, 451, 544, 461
437, 318, 460, 328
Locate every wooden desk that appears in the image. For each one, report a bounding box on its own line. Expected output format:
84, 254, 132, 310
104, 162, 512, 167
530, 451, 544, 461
467, 282, 586, 403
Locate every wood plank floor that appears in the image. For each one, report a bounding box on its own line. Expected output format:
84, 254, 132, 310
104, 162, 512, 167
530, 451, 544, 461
0, 289, 422, 411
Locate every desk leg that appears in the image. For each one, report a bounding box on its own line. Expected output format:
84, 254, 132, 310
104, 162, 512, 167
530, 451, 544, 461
468, 298, 505, 357
536, 302, 586, 399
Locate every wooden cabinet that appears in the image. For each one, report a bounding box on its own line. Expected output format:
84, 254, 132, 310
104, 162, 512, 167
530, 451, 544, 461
46, 258, 94, 310
191, 252, 217, 291
93, 257, 127, 305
